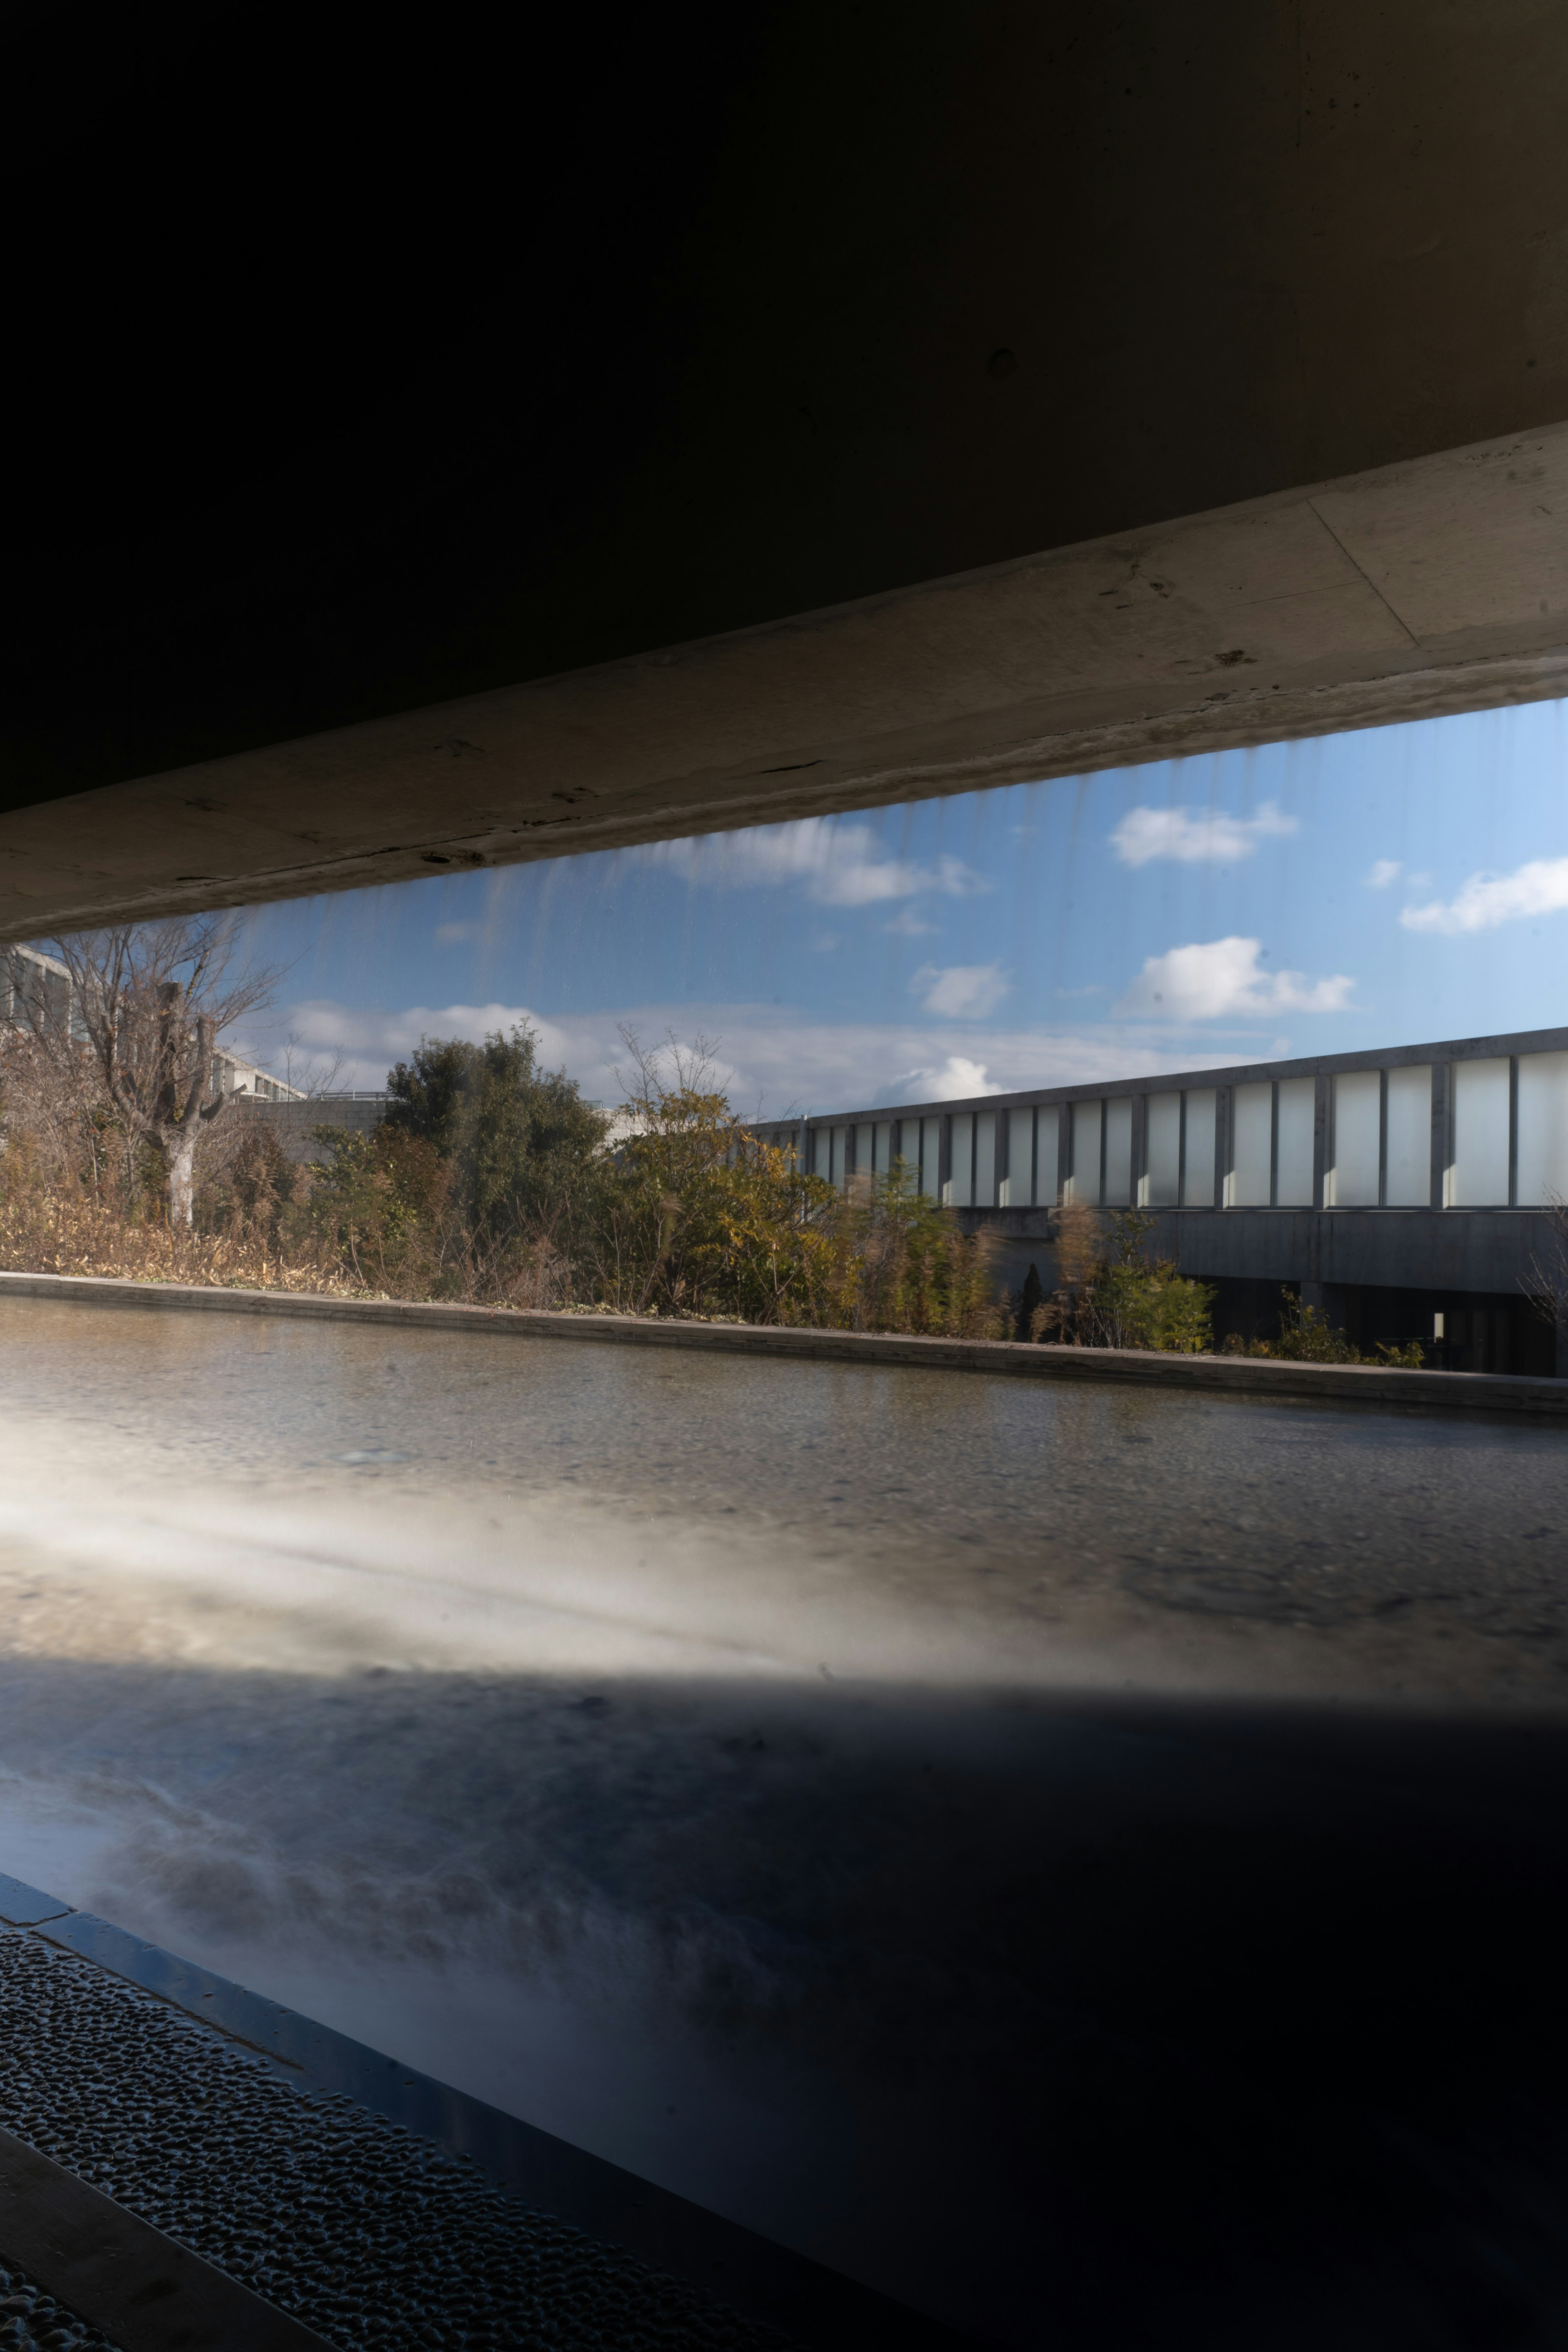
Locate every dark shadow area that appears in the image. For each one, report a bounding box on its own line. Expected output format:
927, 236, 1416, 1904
1205, 1276, 1557, 1377
2, 1651, 1568, 2346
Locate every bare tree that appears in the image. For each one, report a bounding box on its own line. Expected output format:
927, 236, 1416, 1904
36, 920, 285, 1227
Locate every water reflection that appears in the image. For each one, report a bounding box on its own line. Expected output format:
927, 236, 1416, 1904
1, 1299, 1567, 2346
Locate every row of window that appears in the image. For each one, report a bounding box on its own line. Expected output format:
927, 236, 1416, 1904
772, 1051, 1568, 1211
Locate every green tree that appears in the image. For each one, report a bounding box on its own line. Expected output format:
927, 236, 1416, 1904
594, 1035, 838, 1321
381, 1026, 608, 1248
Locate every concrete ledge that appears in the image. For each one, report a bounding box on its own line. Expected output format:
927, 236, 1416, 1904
0, 2122, 332, 2351
0, 1874, 971, 2352
2, 1269, 1565, 1417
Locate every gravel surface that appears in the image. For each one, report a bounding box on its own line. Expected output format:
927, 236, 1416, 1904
0, 2263, 118, 2352
0, 1929, 787, 2352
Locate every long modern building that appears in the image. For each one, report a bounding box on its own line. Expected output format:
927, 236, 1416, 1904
755, 1025, 1568, 1377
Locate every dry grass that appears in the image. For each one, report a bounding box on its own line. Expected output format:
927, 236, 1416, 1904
0, 1180, 369, 1297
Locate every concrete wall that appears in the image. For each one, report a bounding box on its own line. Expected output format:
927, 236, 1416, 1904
2, 7, 1565, 931
239, 1096, 388, 1165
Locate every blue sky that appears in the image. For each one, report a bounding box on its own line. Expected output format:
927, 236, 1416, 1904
229, 695, 1568, 1114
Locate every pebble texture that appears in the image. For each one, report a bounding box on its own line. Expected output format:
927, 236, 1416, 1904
0, 2262, 118, 2352
0, 1931, 788, 2352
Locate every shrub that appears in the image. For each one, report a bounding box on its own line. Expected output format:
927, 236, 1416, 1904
1031, 1205, 1214, 1354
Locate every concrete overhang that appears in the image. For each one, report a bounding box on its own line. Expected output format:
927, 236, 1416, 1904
4, 420, 1564, 941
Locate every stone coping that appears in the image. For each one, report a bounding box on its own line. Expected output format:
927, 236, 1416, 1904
0, 1268, 1563, 1417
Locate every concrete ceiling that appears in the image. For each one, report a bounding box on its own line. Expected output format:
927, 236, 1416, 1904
4, 2, 1566, 935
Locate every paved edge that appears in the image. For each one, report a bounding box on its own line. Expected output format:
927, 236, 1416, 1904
0, 2119, 332, 2352
0, 1876, 979, 2352
0, 1267, 1564, 1417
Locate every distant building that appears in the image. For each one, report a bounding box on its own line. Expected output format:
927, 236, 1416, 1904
236, 1093, 390, 1161
0, 945, 73, 1037
212, 1050, 305, 1104
751, 1023, 1568, 1378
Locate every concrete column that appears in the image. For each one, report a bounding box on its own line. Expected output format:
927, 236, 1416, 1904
1312, 1074, 1330, 1212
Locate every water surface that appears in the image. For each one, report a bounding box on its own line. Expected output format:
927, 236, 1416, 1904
2, 1298, 1567, 2348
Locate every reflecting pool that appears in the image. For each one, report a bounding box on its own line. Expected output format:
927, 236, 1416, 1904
1, 1297, 1567, 2348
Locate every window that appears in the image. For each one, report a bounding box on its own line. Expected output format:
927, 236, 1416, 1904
1385, 1066, 1430, 1206
975, 1112, 996, 1207
1227, 1082, 1272, 1207
1447, 1060, 1509, 1207
1067, 1101, 1102, 1205
1327, 1071, 1380, 1207
1516, 1052, 1568, 1206
1182, 1091, 1216, 1206
1276, 1078, 1315, 1207
1141, 1093, 1180, 1208
948, 1113, 974, 1207
1105, 1098, 1133, 1207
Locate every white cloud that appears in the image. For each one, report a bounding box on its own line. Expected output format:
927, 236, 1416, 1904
1114, 936, 1355, 1020
637, 818, 988, 907
911, 962, 1010, 1018
1364, 859, 1403, 889
1110, 800, 1298, 866
896, 1056, 1003, 1100
882, 905, 940, 936
249, 998, 1236, 1116
1400, 855, 1568, 935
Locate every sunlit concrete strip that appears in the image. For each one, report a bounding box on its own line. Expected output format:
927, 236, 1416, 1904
0, 423, 1564, 938
0, 1270, 1563, 1417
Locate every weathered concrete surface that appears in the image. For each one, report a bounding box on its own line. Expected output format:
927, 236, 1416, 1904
967, 1205, 1555, 1299
2, 424, 1564, 937
0, 1269, 1561, 1417
6, 4, 1568, 929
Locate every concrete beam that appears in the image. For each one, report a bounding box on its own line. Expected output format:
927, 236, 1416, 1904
4, 422, 1564, 940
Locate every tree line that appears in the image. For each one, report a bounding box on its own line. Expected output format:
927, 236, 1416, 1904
0, 916, 1305, 1353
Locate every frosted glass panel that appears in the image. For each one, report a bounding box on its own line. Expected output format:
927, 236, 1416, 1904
1141, 1093, 1180, 1207
1228, 1082, 1273, 1207
1517, 1052, 1568, 1206
975, 1112, 996, 1206
1276, 1077, 1315, 1207
1449, 1058, 1510, 1206
1328, 1070, 1379, 1207
999, 1110, 1027, 1207
948, 1112, 973, 1207
922, 1117, 943, 1198
1038, 1107, 1062, 1205
1183, 1091, 1216, 1206
1068, 1101, 1102, 1205
1385, 1066, 1431, 1206
874, 1120, 891, 1176
1105, 1098, 1133, 1206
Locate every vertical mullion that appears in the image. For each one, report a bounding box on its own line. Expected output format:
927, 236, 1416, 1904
1509, 1056, 1520, 1208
